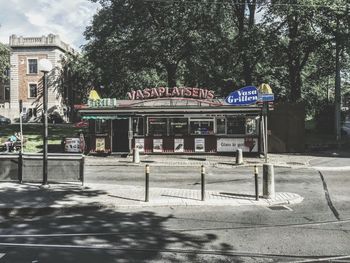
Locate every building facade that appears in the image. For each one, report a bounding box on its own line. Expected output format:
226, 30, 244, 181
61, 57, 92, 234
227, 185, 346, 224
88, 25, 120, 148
2, 34, 74, 120
78, 87, 269, 155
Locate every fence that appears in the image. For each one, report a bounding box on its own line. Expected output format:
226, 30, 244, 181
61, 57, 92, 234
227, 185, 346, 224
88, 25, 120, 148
0, 153, 84, 183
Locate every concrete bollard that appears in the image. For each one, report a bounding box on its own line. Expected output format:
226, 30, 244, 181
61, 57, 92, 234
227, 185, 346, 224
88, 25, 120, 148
254, 165, 259, 201
235, 149, 243, 165
145, 164, 150, 202
263, 163, 275, 199
133, 147, 140, 164
201, 165, 205, 201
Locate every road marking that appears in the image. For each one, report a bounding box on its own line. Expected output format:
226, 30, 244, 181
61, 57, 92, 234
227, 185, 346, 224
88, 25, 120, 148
312, 166, 350, 171
0, 253, 5, 259
318, 171, 341, 221
287, 255, 350, 263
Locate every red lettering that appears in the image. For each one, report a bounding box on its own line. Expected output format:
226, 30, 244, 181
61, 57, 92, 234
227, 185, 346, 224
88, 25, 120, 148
172, 87, 181, 96
199, 89, 208, 99
136, 89, 144, 99
143, 88, 151, 99
207, 90, 215, 99
127, 90, 136, 100
192, 88, 199, 98
150, 88, 159, 98
127, 87, 215, 100
179, 87, 185, 97
158, 87, 166, 97
184, 87, 192, 97
165, 87, 171, 97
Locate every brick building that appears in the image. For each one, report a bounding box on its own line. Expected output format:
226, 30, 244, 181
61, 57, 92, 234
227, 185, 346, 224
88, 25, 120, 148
0, 34, 74, 121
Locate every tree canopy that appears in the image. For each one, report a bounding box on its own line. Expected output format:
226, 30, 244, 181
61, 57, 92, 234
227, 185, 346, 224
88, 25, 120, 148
60, 0, 350, 117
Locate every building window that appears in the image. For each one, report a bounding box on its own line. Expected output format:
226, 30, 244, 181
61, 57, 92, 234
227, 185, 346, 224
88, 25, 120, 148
28, 83, 38, 98
95, 120, 109, 134
227, 116, 246, 135
133, 117, 144, 136
216, 117, 226, 134
169, 118, 188, 136
28, 59, 38, 74
148, 118, 167, 136
190, 119, 214, 135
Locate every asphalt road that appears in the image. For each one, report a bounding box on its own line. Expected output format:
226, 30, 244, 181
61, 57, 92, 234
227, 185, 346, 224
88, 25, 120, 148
0, 165, 349, 262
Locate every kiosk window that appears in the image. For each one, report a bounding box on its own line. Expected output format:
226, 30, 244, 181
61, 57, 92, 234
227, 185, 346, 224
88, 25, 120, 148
148, 118, 167, 136
216, 118, 226, 134
133, 117, 144, 135
246, 117, 258, 135
96, 120, 109, 134
190, 119, 214, 135
169, 118, 188, 135
227, 117, 245, 134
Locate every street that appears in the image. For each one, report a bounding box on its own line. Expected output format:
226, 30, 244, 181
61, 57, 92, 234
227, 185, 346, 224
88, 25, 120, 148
0, 157, 349, 262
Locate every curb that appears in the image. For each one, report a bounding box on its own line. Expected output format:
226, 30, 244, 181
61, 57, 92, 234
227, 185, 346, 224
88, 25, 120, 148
0, 192, 304, 211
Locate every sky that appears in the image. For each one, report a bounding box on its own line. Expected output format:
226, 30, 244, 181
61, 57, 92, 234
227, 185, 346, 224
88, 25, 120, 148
0, 0, 100, 49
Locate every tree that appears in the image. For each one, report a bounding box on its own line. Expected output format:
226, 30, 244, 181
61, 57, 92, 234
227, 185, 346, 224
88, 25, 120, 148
0, 42, 10, 85
84, 0, 222, 97
264, 0, 324, 103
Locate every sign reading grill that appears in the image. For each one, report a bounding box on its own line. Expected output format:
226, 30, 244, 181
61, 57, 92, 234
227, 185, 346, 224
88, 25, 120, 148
225, 86, 258, 106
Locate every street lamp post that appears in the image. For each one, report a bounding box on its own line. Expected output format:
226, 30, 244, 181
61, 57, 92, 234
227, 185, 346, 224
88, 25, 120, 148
39, 59, 53, 186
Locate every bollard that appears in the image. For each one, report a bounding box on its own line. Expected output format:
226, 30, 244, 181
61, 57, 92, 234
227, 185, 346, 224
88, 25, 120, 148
254, 165, 259, 201
80, 156, 85, 186
145, 164, 150, 202
201, 165, 205, 201
263, 163, 275, 199
235, 149, 243, 165
133, 147, 140, 164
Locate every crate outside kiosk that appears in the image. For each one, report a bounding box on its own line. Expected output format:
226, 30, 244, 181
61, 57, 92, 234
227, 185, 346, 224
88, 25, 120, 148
77, 85, 273, 156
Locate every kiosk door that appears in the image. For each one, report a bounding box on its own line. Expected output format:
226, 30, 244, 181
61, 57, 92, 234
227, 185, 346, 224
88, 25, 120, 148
112, 119, 130, 153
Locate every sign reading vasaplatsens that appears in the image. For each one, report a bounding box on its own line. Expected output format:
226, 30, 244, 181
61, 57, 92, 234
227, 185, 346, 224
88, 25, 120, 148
225, 86, 259, 105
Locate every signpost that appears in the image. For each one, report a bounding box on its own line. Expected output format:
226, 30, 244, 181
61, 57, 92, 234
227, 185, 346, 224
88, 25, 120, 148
258, 83, 274, 163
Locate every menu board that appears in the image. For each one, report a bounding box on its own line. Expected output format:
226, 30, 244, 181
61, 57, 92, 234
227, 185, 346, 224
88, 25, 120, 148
135, 138, 144, 153
195, 138, 205, 152
65, 138, 80, 153
153, 139, 163, 152
174, 138, 184, 153
95, 137, 106, 152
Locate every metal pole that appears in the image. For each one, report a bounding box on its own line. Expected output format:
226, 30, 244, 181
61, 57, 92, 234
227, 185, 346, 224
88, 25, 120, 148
19, 100, 23, 151
201, 165, 205, 201
264, 102, 269, 163
18, 151, 23, 183
254, 165, 259, 201
145, 164, 149, 202
43, 72, 48, 185
261, 111, 266, 158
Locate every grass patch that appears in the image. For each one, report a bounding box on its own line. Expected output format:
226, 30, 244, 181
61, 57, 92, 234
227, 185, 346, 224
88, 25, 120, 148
0, 123, 87, 153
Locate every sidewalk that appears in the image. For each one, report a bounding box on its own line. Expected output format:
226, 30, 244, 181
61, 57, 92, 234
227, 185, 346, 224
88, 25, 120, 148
0, 182, 303, 210
85, 153, 321, 168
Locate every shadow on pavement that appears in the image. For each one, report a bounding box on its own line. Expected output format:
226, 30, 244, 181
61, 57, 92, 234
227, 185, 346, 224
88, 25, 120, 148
0, 184, 237, 263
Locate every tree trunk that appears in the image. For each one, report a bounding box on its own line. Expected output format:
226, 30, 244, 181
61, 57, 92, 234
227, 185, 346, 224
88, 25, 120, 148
334, 16, 341, 141
166, 63, 177, 87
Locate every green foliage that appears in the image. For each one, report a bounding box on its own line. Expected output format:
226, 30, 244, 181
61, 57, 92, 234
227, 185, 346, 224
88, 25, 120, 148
55, 0, 350, 120
0, 42, 10, 84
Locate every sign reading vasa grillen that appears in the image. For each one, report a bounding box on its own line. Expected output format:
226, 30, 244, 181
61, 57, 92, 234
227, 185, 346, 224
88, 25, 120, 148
127, 87, 215, 100
225, 86, 258, 105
